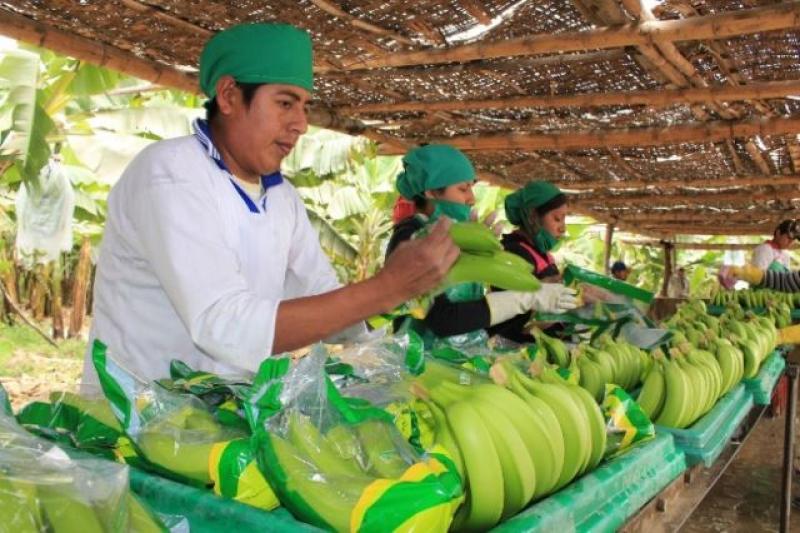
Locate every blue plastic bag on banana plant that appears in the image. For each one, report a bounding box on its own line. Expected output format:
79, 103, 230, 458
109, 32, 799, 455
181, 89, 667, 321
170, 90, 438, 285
601, 384, 655, 459
244, 345, 463, 533
90, 340, 280, 511
0, 385, 169, 532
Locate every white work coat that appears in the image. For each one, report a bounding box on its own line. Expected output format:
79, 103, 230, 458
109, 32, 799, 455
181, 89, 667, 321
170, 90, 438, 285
83, 123, 347, 384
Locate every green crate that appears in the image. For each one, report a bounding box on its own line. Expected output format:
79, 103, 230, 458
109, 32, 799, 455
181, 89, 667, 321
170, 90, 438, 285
129, 466, 320, 533
743, 351, 786, 405
656, 384, 754, 467
491, 433, 687, 532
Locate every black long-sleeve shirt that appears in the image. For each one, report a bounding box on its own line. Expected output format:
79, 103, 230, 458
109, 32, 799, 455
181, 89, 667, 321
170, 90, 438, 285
385, 216, 490, 336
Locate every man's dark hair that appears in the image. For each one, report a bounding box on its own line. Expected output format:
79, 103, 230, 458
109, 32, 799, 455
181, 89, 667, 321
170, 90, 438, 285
205, 81, 264, 121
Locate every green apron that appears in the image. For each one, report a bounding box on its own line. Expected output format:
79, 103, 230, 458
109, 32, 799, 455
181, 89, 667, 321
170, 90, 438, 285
768, 260, 789, 273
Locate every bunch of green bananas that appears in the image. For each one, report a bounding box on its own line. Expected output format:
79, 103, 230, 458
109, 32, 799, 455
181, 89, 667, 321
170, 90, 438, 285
411, 359, 606, 531
531, 329, 571, 367
445, 222, 541, 292
574, 337, 650, 402
262, 412, 450, 532
711, 287, 800, 314
0, 476, 165, 532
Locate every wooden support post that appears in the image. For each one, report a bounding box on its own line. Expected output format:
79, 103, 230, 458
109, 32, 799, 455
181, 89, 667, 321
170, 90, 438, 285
661, 241, 673, 297
604, 223, 615, 274
68, 238, 91, 338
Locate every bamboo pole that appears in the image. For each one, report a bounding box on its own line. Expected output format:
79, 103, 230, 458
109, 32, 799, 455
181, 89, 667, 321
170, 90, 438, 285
0, 10, 367, 134
604, 223, 615, 275
335, 3, 800, 71
309, 0, 414, 45
378, 115, 800, 154
661, 242, 673, 297
573, 188, 800, 207
640, 225, 774, 236
603, 211, 771, 224
621, 240, 760, 251
339, 79, 800, 115
51, 257, 64, 340
556, 174, 800, 191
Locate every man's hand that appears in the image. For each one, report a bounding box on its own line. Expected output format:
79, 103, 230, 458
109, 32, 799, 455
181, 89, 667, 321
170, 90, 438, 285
378, 218, 460, 304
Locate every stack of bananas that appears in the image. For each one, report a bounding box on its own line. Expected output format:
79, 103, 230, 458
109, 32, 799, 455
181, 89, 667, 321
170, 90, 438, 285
639, 301, 777, 428
711, 288, 794, 328
445, 222, 541, 292
573, 336, 651, 402
411, 360, 606, 531
263, 413, 444, 533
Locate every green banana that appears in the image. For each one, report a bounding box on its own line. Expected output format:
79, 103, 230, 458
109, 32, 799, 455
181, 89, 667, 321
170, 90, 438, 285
637, 365, 666, 420
266, 433, 370, 532
516, 374, 591, 489
472, 398, 536, 519
444, 400, 505, 531
493, 250, 534, 271
355, 419, 409, 479
446, 252, 541, 292
0, 477, 41, 531
422, 399, 464, 478
128, 493, 167, 533
655, 359, 692, 428
287, 413, 368, 479
449, 222, 502, 254
566, 384, 607, 473
534, 329, 570, 367
38, 483, 104, 533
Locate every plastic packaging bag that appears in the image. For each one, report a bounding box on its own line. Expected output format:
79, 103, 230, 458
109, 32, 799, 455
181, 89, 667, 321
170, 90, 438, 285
245, 345, 462, 533
90, 340, 279, 511
0, 384, 168, 532
601, 384, 656, 459
15, 159, 75, 266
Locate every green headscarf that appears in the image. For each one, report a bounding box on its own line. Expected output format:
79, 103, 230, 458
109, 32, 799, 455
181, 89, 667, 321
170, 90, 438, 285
505, 181, 565, 252
505, 180, 563, 226
396, 145, 476, 200
199, 23, 314, 98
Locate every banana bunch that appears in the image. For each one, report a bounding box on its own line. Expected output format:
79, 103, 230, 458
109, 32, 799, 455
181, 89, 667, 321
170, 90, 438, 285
263, 411, 455, 533
573, 337, 649, 402
0, 476, 165, 532
445, 222, 541, 292
531, 328, 571, 367
411, 360, 606, 531
638, 339, 749, 428
711, 288, 800, 310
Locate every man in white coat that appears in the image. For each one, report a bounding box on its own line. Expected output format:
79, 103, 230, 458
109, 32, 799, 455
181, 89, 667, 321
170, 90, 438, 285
83, 23, 458, 383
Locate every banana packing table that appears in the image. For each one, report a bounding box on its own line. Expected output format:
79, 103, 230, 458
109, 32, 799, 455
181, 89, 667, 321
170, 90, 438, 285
622, 350, 796, 533
706, 305, 800, 321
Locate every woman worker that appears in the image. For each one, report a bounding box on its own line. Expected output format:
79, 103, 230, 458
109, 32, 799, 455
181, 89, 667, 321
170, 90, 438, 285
385, 145, 577, 345
489, 180, 570, 343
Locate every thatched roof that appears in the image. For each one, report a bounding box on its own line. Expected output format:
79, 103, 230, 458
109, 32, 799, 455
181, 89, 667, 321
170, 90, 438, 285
1, 0, 800, 236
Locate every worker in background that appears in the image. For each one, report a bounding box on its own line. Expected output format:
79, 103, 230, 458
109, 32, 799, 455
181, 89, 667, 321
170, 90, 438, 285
667, 266, 690, 298
750, 219, 796, 272
610, 261, 630, 281
385, 145, 577, 346
489, 180, 571, 343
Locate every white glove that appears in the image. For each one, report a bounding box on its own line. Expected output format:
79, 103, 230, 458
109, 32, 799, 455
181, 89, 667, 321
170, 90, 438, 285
485, 284, 578, 326
530, 283, 579, 314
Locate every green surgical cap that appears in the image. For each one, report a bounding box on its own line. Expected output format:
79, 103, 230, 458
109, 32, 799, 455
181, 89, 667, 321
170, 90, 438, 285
396, 144, 476, 200
505, 180, 564, 226
199, 23, 313, 98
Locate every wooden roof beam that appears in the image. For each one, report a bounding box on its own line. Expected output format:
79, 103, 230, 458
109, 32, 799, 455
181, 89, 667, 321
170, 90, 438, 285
309, 0, 414, 45
636, 224, 773, 236
555, 174, 800, 191
606, 211, 773, 223
337, 79, 800, 115
335, 2, 800, 71
574, 188, 800, 207
0, 10, 377, 136
379, 115, 800, 154
621, 240, 760, 251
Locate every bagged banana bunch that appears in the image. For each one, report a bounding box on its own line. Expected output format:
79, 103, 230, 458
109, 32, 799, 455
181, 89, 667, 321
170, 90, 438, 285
601, 384, 655, 459
0, 385, 168, 532
244, 345, 463, 533
90, 340, 280, 511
